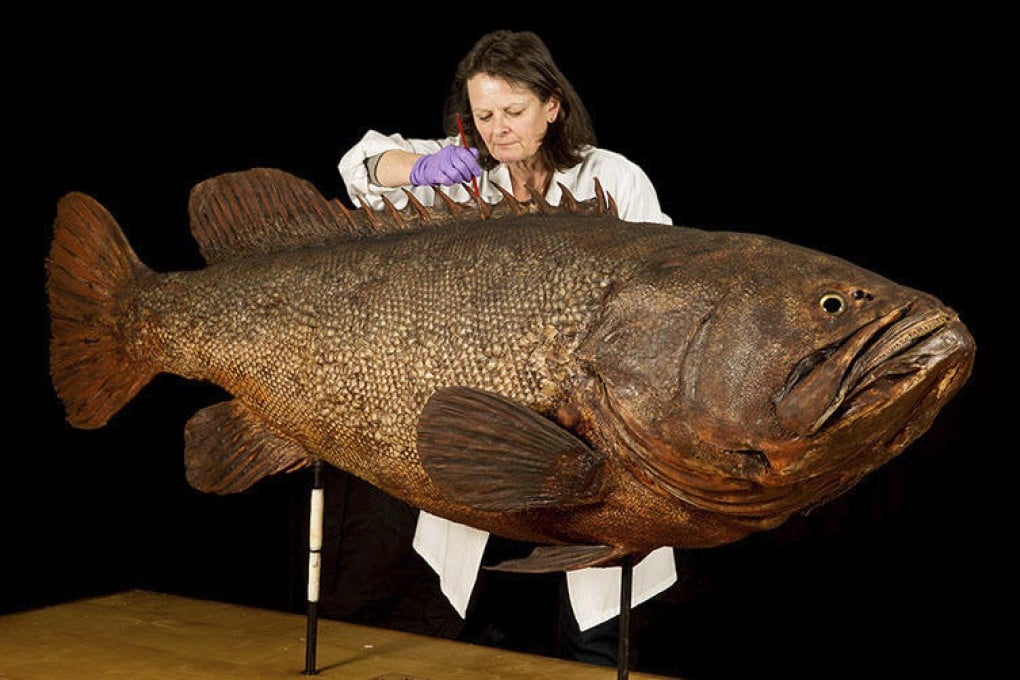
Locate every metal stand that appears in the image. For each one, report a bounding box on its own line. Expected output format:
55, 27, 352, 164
303, 461, 325, 675
617, 555, 634, 680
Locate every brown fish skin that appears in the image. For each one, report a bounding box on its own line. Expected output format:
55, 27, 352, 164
45, 168, 975, 572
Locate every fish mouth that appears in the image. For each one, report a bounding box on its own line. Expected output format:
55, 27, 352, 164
744, 300, 975, 513
773, 302, 974, 439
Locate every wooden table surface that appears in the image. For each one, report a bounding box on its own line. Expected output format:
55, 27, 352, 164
0, 590, 677, 679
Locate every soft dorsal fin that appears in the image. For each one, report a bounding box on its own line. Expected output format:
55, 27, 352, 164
188, 168, 367, 264
184, 399, 315, 494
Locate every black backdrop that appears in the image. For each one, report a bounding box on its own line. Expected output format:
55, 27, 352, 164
10, 13, 996, 680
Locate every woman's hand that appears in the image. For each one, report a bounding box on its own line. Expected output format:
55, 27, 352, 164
409, 146, 481, 186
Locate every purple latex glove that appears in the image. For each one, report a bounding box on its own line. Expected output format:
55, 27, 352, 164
409, 146, 481, 186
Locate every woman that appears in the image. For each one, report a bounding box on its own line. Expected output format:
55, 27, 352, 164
333, 29, 676, 667
339, 30, 671, 226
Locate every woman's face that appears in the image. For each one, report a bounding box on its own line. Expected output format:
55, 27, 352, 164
467, 73, 560, 165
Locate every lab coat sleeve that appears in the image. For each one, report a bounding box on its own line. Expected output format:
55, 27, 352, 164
614, 163, 673, 225
338, 130, 458, 210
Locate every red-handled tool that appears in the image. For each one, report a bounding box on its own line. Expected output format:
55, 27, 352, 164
456, 113, 481, 199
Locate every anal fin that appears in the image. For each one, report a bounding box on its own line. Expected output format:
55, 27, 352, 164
487, 545, 623, 573
184, 400, 315, 494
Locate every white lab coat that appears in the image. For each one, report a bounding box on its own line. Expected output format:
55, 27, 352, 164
337, 130, 677, 630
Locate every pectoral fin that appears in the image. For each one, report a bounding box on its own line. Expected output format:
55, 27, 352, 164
417, 387, 607, 512
487, 545, 623, 573
184, 400, 315, 494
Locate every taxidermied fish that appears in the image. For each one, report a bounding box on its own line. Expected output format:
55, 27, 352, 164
46, 168, 975, 572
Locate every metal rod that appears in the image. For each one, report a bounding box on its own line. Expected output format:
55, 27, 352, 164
617, 555, 634, 680
303, 461, 324, 675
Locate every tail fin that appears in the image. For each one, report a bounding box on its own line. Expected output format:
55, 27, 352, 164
46, 192, 158, 429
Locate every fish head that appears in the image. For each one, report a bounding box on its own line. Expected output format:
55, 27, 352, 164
578, 231, 975, 521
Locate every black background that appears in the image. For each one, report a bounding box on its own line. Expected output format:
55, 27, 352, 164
10, 12, 998, 680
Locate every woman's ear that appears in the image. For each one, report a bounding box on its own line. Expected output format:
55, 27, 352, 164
546, 97, 561, 123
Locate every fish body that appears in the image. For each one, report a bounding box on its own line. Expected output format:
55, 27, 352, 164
46, 168, 975, 571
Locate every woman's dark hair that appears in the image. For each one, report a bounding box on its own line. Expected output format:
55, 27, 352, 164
442, 30, 597, 171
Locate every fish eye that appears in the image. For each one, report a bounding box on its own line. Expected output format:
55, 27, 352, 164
819, 292, 847, 314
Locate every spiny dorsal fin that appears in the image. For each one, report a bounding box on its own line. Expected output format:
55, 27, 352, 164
461, 182, 493, 219
529, 182, 555, 213
493, 183, 528, 215
402, 189, 434, 223
353, 194, 383, 229
557, 182, 580, 212
188, 168, 618, 264
433, 189, 465, 218
379, 194, 405, 226
593, 177, 618, 217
